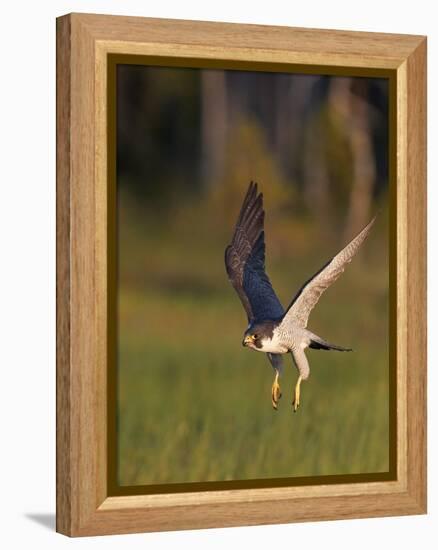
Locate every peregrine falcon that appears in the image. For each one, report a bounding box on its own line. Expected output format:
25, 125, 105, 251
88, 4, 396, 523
225, 181, 375, 411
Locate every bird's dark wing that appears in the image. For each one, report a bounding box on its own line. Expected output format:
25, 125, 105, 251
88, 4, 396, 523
267, 352, 283, 373
225, 182, 284, 322
280, 217, 375, 329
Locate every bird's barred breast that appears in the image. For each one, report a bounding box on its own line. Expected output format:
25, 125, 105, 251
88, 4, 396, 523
252, 323, 310, 354
272, 324, 309, 353
258, 338, 289, 354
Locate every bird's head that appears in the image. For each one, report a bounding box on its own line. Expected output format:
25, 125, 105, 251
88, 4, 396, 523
242, 321, 277, 351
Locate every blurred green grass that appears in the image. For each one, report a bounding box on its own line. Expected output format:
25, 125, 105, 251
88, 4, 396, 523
117, 191, 390, 486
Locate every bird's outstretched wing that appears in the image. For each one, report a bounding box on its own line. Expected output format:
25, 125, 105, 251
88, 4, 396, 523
225, 182, 284, 322
280, 217, 375, 329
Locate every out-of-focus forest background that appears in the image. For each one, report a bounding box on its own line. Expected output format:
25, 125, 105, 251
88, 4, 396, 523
116, 65, 390, 487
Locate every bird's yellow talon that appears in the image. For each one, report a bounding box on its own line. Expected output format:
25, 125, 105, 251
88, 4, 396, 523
292, 375, 302, 412
271, 372, 281, 409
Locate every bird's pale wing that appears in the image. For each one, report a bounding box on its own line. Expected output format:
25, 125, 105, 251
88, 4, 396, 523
281, 218, 375, 329
225, 182, 284, 322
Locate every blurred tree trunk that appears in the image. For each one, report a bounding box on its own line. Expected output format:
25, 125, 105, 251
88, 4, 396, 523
275, 74, 316, 180
343, 91, 375, 238
327, 78, 375, 240
303, 122, 332, 231
200, 70, 227, 189
304, 78, 333, 235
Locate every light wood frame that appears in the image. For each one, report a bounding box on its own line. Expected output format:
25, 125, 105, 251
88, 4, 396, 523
56, 13, 427, 537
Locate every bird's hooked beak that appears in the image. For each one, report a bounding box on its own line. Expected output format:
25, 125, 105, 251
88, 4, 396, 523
242, 334, 255, 347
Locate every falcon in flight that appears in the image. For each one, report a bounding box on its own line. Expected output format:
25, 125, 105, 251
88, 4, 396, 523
225, 181, 375, 411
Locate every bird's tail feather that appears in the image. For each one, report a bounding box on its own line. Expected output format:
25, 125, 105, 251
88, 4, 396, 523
309, 336, 352, 352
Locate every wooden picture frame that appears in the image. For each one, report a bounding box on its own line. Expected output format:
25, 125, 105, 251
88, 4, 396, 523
56, 13, 427, 536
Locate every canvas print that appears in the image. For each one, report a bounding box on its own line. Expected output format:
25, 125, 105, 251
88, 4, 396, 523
114, 63, 391, 490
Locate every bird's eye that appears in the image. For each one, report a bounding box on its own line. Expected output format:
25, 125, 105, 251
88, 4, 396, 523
252, 334, 258, 339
